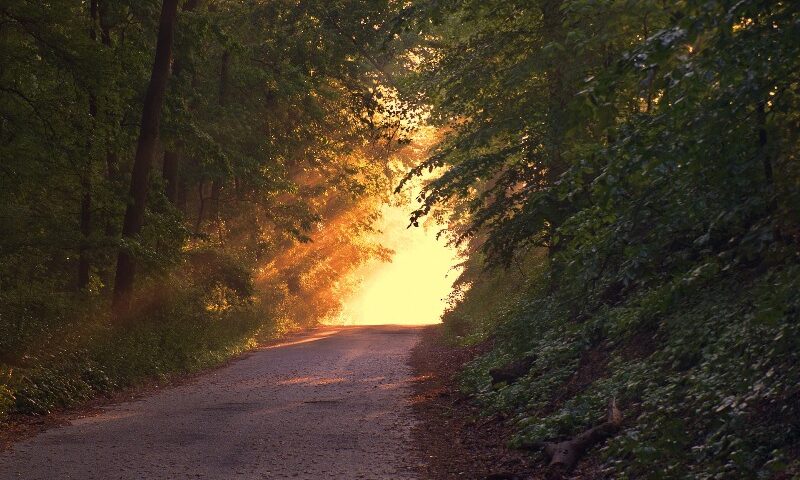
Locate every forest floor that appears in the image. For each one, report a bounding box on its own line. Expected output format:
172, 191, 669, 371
410, 325, 538, 479
0, 326, 422, 479
410, 325, 610, 480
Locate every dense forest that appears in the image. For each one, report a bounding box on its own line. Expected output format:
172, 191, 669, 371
1, 0, 799, 478
0, 0, 411, 415
415, 1, 800, 478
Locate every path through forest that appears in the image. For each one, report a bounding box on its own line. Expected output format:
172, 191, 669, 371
0, 326, 422, 479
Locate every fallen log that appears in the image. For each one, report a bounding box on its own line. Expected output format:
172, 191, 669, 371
489, 354, 536, 387
535, 399, 623, 479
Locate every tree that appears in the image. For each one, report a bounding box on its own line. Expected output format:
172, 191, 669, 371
112, 0, 180, 314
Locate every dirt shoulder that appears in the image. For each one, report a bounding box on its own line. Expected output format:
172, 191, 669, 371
410, 325, 537, 480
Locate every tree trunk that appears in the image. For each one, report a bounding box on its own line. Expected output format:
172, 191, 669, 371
112, 0, 180, 315
756, 100, 777, 213
104, 152, 119, 238
208, 48, 230, 228
78, 0, 100, 291
105, 152, 118, 184
163, 150, 179, 203
210, 179, 221, 221
219, 49, 230, 104
177, 175, 188, 212
195, 180, 206, 233
98, 0, 119, 242
542, 0, 567, 182
78, 180, 92, 290
534, 400, 623, 479
210, 179, 223, 240
98, 0, 112, 46
541, 0, 568, 265
758, 103, 771, 183
162, 0, 202, 204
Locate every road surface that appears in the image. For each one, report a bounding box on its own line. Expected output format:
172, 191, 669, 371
0, 326, 422, 479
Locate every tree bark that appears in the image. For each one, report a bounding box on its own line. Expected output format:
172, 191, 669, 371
78, 0, 100, 291
210, 179, 221, 221
541, 0, 568, 264
162, 0, 202, 204
163, 150, 179, 203
98, 0, 112, 46
78, 179, 92, 290
534, 400, 623, 479
542, 0, 567, 182
97, 0, 119, 242
756, 100, 777, 213
112, 0, 180, 315
177, 175, 188, 212
218, 49, 230, 104
104, 152, 119, 238
195, 180, 206, 233
208, 49, 230, 227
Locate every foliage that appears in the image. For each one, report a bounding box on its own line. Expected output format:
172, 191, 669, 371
2, 265, 263, 416
411, 0, 800, 478
452, 257, 800, 479
0, 0, 409, 418
440, 246, 548, 345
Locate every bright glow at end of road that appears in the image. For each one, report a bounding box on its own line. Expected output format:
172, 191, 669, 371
331, 202, 461, 326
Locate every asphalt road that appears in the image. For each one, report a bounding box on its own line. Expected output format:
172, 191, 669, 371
0, 326, 422, 479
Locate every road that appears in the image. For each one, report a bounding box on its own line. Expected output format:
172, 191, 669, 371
0, 326, 422, 479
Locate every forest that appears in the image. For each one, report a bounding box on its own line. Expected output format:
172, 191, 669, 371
1, 0, 799, 479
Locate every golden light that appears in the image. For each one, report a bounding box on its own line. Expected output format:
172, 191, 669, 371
329, 189, 462, 326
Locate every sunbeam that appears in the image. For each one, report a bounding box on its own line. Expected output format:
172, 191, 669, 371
331, 200, 461, 326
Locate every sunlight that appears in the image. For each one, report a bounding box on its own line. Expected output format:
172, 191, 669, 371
330, 197, 461, 326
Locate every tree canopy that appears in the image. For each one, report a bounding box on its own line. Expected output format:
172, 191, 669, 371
407, 1, 800, 477
1, 0, 799, 477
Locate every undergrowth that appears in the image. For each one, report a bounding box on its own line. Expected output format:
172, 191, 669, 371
445, 249, 800, 479
0, 251, 291, 419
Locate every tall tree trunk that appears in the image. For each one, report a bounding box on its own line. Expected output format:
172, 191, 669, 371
78, 178, 92, 290
177, 175, 188, 212
163, 150, 179, 203
162, 0, 202, 204
195, 180, 206, 233
104, 152, 119, 238
112, 0, 180, 315
218, 49, 230, 104
78, 0, 100, 291
757, 100, 775, 213
97, 0, 119, 242
98, 0, 112, 46
210, 179, 221, 224
209, 49, 230, 229
542, 0, 567, 182
758, 103, 771, 182
541, 0, 568, 256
